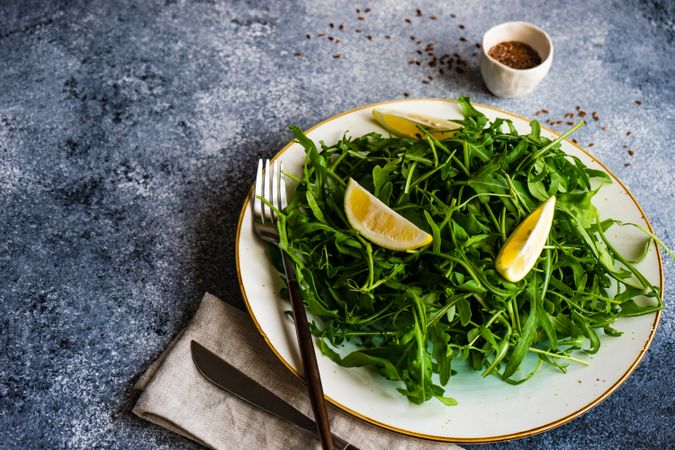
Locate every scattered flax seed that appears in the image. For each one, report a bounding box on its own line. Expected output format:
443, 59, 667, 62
408, 60, 415, 64
335, 39, 340, 44
564, 112, 573, 118
459, 37, 467, 42
422, 80, 429, 84
576, 106, 581, 111
416, 50, 423, 55
410, 35, 416, 40
450, 13, 456, 18
356, 8, 361, 13
367, 35, 372, 41
566, 121, 574, 125
416, 9, 423, 16
405, 18, 412, 24
333, 53, 341, 59
385, 35, 391, 39
355, 28, 362, 33
542, 108, 549, 114
339, 23, 344, 31
358, 16, 365, 21
293, 51, 302, 57
475, 43, 481, 48
572, 139, 578, 144
306, 33, 311, 39
601, 125, 607, 131
592, 111, 599, 121
588, 143, 595, 147
364, 8, 371, 13
459, 24, 465, 29
428, 75, 434, 80
318, 32, 326, 37
416, 40, 422, 45
403, 92, 410, 97
578, 111, 586, 117
626, 130, 632, 136
624, 163, 631, 167
556, 120, 563, 125
634, 99, 642, 105
328, 36, 334, 41
535, 111, 541, 116
628, 149, 635, 156
415, 61, 421, 66
329, 22, 334, 28
430, 16, 437, 20
472, 52, 478, 56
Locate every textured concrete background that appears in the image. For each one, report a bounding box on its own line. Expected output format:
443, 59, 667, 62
0, 0, 673, 448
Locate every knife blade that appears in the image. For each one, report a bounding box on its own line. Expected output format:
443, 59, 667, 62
190, 340, 357, 450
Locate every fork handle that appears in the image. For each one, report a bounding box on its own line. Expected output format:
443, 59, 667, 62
280, 250, 335, 450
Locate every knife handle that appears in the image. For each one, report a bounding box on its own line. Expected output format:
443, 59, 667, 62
281, 250, 334, 450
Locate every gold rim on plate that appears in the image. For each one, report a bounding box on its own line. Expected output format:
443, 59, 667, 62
234, 99, 664, 443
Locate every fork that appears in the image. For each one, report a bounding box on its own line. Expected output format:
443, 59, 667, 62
253, 159, 336, 450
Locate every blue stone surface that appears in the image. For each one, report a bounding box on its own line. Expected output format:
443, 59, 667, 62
0, 0, 672, 448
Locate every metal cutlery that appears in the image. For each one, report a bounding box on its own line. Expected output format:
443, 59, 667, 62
190, 340, 357, 450
252, 158, 334, 450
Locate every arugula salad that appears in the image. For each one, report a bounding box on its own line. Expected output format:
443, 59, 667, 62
274, 98, 665, 405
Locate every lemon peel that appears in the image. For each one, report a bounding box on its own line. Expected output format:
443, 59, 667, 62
372, 109, 459, 139
496, 196, 556, 282
344, 178, 432, 251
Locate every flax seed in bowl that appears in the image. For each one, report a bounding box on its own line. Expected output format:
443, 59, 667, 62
480, 22, 553, 98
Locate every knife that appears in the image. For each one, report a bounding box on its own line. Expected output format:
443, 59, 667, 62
190, 340, 358, 450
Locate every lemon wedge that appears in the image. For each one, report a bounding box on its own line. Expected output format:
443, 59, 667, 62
496, 196, 557, 282
372, 109, 459, 139
344, 178, 432, 251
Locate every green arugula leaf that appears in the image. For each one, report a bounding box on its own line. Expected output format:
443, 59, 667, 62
276, 98, 667, 405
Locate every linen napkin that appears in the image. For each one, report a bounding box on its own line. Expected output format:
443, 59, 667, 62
133, 293, 464, 450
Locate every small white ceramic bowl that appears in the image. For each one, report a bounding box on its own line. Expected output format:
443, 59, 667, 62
479, 21, 553, 98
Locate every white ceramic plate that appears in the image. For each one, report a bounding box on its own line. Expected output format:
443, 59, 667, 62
235, 99, 663, 443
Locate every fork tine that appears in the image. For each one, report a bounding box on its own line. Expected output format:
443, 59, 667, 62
279, 161, 287, 210
272, 159, 280, 221
253, 159, 263, 222
263, 159, 273, 223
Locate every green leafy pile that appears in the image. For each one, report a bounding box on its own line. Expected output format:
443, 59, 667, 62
275, 97, 664, 405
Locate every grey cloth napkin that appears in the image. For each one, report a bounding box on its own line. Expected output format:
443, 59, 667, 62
133, 293, 464, 450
